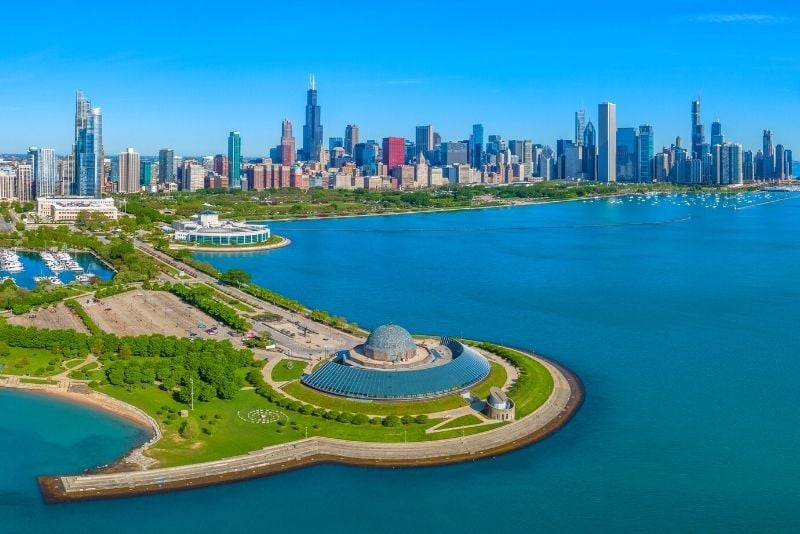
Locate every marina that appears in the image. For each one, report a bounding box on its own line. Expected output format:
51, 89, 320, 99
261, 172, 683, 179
0, 249, 113, 289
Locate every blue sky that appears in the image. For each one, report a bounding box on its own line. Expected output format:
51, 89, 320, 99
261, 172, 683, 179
1, 0, 798, 157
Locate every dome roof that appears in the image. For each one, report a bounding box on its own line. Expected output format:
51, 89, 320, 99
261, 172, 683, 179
364, 324, 416, 357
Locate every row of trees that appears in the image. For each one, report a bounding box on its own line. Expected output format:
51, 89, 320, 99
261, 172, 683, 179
168, 283, 250, 331
0, 323, 90, 357
65, 299, 103, 336
244, 370, 429, 427
0, 279, 75, 315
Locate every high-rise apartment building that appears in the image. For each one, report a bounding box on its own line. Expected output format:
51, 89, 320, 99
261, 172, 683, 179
118, 148, 140, 193
227, 131, 241, 188
73, 91, 103, 197
302, 74, 323, 161
440, 141, 469, 166
213, 154, 228, 177
158, 149, 175, 182
344, 124, 358, 155
16, 164, 33, 202
28, 147, 57, 198
598, 102, 617, 182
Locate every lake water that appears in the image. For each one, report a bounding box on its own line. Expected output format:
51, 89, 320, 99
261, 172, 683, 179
4, 192, 800, 532
1, 251, 114, 289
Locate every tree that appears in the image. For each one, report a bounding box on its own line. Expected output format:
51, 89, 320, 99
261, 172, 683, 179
179, 418, 200, 439
221, 268, 251, 287
198, 384, 217, 402
0, 342, 9, 358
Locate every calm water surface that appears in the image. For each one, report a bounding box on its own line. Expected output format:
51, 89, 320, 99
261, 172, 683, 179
4, 193, 800, 532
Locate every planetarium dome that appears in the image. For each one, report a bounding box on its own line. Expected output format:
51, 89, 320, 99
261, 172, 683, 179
364, 324, 417, 362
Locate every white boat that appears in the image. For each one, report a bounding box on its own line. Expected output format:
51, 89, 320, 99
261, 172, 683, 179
47, 276, 64, 285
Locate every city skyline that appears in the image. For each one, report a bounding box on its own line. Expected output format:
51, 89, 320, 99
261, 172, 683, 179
1, 2, 798, 155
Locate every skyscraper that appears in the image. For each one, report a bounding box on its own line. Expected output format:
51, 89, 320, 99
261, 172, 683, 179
73, 91, 103, 197
280, 119, 296, 165
302, 74, 323, 161
691, 99, 705, 158
575, 110, 586, 147
774, 144, 786, 179
710, 121, 723, 147
118, 148, 141, 193
28, 147, 57, 198
471, 124, 484, 168
637, 125, 654, 183
616, 127, 638, 181
382, 137, 405, 171
415, 125, 434, 161
583, 122, 597, 180
344, 124, 358, 155
762, 129, 774, 179
598, 102, 617, 183
227, 131, 241, 188
158, 149, 175, 183
140, 160, 153, 187
213, 155, 228, 178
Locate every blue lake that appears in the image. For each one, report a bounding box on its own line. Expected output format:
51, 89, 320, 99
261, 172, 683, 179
3, 192, 800, 532
0, 251, 114, 289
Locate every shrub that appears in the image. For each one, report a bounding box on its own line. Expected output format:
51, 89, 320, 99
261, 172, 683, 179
382, 415, 401, 427
401, 415, 415, 425
179, 419, 199, 439
414, 414, 429, 424
352, 414, 369, 425
336, 412, 353, 424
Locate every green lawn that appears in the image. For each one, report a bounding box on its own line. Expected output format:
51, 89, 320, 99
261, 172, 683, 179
282, 381, 468, 416
437, 414, 484, 431
63, 358, 86, 370
470, 362, 508, 399
0, 347, 63, 377
98, 384, 459, 467
472, 343, 555, 418
271, 359, 307, 381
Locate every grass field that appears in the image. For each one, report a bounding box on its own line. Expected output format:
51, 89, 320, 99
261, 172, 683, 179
98, 384, 457, 466
270, 359, 307, 381
437, 414, 484, 431
282, 381, 469, 416
472, 343, 555, 418
0, 347, 62, 377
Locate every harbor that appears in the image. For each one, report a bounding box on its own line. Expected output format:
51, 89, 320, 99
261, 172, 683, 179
0, 249, 114, 289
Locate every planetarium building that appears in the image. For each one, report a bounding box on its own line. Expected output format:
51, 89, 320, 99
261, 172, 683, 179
301, 324, 491, 400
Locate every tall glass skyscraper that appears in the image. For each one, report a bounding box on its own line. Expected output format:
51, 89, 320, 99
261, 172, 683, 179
598, 102, 617, 183
302, 74, 323, 161
28, 147, 57, 198
73, 91, 103, 198
691, 100, 705, 158
575, 110, 586, 147
710, 121, 724, 147
158, 149, 174, 183
228, 131, 241, 188
582, 122, 596, 180
471, 124, 484, 169
637, 125, 654, 183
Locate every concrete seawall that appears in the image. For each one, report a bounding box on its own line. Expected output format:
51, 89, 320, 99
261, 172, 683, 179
39, 353, 582, 503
